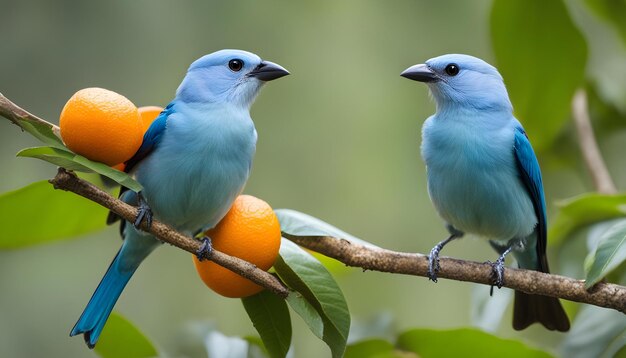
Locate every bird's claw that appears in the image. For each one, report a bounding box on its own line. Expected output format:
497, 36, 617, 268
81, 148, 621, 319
133, 204, 152, 229
134, 200, 153, 230
196, 237, 213, 261
426, 233, 459, 282
427, 246, 441, 282
491, 257, 506, 289
489, 241, 516, 290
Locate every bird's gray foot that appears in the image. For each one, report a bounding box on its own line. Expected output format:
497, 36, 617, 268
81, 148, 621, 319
427, 233, 459, 282
427, 245, 442, 282
196, 236, 213, 261
134, 193, 153, 230
492, 257, 506, 289
490, 245, 514, 289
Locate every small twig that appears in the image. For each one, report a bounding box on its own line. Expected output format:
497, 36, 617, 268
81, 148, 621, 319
572, 89, 617, 194
49, 168, 290, 298
285, 234, 626, 313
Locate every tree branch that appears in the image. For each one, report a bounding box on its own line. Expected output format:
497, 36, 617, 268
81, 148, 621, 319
49, 168, 290, 298
3, 92, 625, 314
48, 164, 626, 312
0, 92, 61, 138
572, 89, 617, 194
285, 234, 626, 313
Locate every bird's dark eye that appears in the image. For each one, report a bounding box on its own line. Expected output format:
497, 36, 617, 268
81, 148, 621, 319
228, 59, 244, 72
445, 63, 459, 76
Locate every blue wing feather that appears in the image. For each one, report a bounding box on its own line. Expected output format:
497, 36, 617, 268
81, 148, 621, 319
513, 126, 549, 272
124, 102, 173, 173
106, 103, 173, 226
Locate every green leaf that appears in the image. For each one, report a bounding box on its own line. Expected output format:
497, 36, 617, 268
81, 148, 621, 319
13, 117, 65, 149
308, 250, 351, 275
242, 290, 292, 358
0, 181, 108, 249
286, 292, 324, 339
18, 146, 98, 171
549, 193, 626, 246
17, 146, 142, 192
345, 339, 398, 358
584, 219, 626, 288
274, 239, 350, 358
560, 304, 626, 358
95, 311, 158, 358
243, 336, 271, 358
275, 209, 378, 248
584, 0, 626, 46
491, 0, 587, 150
397, 328, 553, 358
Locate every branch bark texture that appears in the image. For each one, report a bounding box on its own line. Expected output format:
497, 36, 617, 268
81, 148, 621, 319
285, 235, 626, 313
49, 168, 290, 298
0, 92, 62, 137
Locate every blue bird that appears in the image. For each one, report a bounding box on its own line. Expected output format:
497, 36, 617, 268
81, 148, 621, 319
401, 54, 569, 331
70, 49, 289, 348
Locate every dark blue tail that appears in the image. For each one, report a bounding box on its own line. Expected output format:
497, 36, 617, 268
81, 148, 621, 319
491, 235, 570, 332
70, 249, 136, 348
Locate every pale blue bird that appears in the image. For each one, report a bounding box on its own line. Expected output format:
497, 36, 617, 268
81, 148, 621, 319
401, 54, 569, 331
70, 49, 289, 348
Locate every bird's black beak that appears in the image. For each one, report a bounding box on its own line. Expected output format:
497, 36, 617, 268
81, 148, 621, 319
400, 64, 440, 83
248, 61, 290, 81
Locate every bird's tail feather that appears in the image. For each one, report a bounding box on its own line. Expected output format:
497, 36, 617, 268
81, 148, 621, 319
493, 238, 570, 331
70, 250, 136, 348
513, 291, 570, 332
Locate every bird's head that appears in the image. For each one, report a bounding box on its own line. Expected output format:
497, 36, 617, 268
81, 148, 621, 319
401, 54, 512, 112
177, 49, 289, 108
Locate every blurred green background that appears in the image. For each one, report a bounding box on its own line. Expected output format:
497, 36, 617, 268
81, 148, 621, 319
1, 0, 625, 357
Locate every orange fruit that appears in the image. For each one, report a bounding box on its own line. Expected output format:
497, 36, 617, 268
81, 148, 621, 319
193, 195, 282, 298
109, 106, 163, 171
138, 106, 163, 132
59, 87, 143, 166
